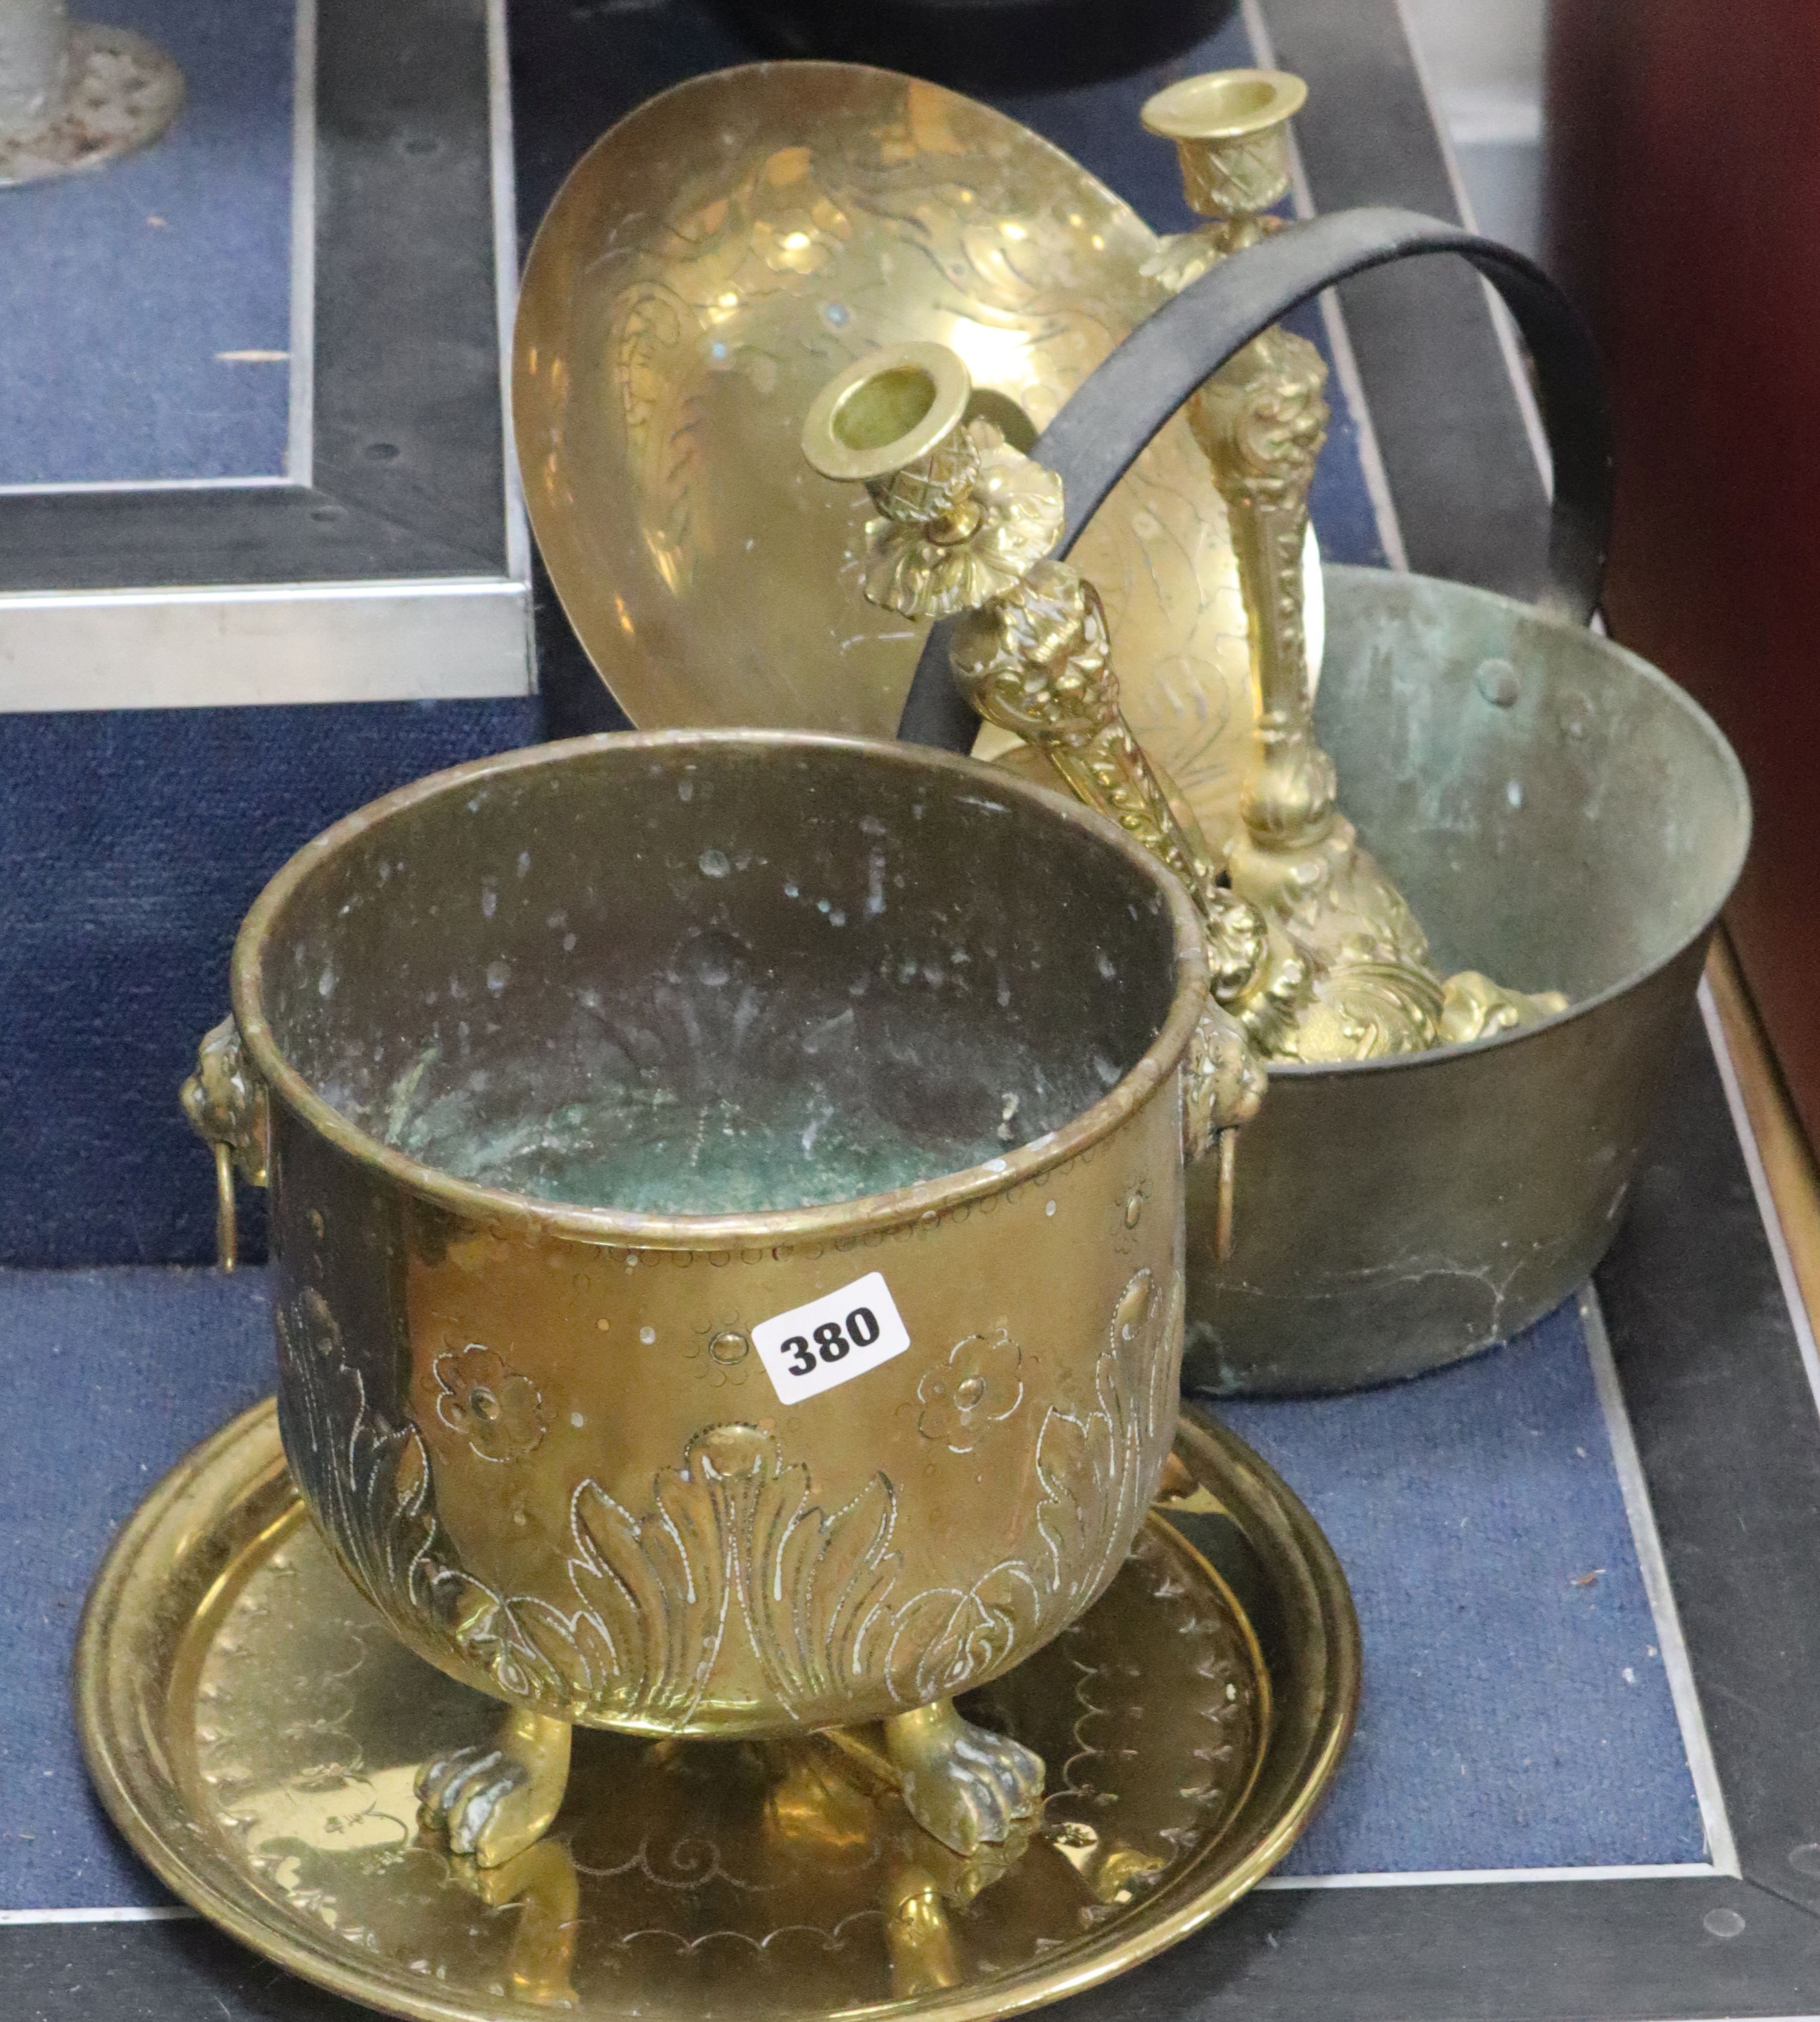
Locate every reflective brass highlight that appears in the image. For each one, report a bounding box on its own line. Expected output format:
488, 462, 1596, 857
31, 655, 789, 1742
1144, 69, 1564, 1061
1142, 68, 1305, 230
512, 61, 1298, 854
803, 341, 970, 481
77, 1395, 1359, 2022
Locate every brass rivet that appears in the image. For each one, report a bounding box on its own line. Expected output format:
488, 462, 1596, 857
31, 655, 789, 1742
1475, 657, 1520, 707
710, 1330, 750, 1366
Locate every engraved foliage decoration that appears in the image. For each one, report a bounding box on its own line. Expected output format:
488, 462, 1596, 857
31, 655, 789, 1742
567, 1426, 901, 1727
275, 1263, 1182, 1731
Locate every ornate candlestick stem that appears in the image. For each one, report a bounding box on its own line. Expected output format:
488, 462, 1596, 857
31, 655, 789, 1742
1189, 318, 1336, 861
802, 345, 1217, 907
1144, 75, 1340, 865
804, 342, 1281, 1244
1143, 72, 1565, 1057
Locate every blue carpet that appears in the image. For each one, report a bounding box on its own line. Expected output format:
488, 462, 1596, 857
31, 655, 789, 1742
1219, 1300, 1708, 1875
0, 696, 543, 1271
0, 1267, 272, 1911
0, 1270, 1705, 1911
0, 0, 297, 488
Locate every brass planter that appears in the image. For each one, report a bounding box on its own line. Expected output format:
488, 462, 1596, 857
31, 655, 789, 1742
1187, 567, 1752, 1391
211, 731, 1210, 1747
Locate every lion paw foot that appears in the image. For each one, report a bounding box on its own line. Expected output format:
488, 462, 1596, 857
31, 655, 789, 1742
885, 1699, 1044, 1857
416, 1710, 572, 1868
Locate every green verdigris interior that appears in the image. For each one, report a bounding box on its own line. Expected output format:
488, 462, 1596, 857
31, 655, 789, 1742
260, 741, 1179, 1216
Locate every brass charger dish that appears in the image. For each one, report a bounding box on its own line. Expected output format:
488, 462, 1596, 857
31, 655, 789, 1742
78, 1397, 1356, 2022
513, 60, 1319, 851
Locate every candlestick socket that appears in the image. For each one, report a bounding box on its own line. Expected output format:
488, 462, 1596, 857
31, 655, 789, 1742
801, 341, 973, 485
1141, 70, 1306, 218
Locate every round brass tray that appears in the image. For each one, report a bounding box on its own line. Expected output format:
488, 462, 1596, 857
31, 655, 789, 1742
513, 61, 1313, 851
77, 1399, 1357, 2022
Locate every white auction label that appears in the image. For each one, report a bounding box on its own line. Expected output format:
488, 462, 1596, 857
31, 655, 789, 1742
751, 1271, 911, 1405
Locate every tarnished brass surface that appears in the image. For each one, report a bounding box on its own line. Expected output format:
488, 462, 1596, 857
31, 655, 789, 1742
1187, 566, 1753, 1389
513, 61, 1306, 852
803, 342, 1270, 1253
1145, 71, 1563, 1062
77, 1396, 1358, 2022
195, 732, 1212, 1785
179, 1015, 269, 1270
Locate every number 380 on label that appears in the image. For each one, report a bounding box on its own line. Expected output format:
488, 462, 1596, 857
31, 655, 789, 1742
779, 1305, 883, 1378
751, 1273, 910, 1403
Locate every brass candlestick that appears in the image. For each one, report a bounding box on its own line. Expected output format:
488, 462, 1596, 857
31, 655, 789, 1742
803, 341, 1284, 1248
1143, 72, 1565, 1056
1142, 69, 1304, 290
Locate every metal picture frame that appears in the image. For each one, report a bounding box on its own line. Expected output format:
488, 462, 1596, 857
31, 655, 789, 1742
0, 0, 531, 713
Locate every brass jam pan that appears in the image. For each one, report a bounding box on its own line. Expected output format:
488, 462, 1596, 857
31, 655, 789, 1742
513, 59, 1319, 852
78, 1398, 1357, 2022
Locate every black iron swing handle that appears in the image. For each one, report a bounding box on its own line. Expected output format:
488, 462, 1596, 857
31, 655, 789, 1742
895, 206, 1614, 752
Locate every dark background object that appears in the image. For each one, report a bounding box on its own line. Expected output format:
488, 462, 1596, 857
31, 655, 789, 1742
1545, 0, 1820, 1158
712, 0, 1233, 92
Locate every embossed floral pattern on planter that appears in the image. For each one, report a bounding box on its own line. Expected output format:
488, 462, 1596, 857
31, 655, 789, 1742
917, 1327, 1025, 1453
272, 1262, 1180, 1730
433, 1345, 546, 1464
